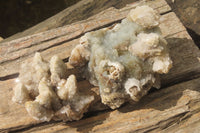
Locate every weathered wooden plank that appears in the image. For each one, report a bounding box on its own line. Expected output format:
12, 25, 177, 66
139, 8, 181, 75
166, 0, 200, 35
0, 1, 199, 132
1, 13, 199, 88
161, 30, 200, 86
2, 0, 169, 43
0, 0, 171, 78
16, 77, 200, 133
0, 0, 170, 56
0, 79, 37, 131
0, 11, 187, 80
0, 19, 200, 133
0, 79, 94, 132
162, 112, 200, 133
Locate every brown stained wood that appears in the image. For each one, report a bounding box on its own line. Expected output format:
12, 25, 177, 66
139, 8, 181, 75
17, 78, 200, 133
161, 31, 200, 86
166, 0, 200, 35
0, 0, 171, 78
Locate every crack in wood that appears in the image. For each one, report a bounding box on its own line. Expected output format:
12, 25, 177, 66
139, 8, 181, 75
0, 73, 19, 81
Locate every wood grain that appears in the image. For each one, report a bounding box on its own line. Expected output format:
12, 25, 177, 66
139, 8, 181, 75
2, 0, 170, 42
0, 0, 171, 78
0, 80, 95, 132
17, 77, 200, 133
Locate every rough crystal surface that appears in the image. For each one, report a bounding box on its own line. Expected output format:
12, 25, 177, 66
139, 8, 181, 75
13, 5, 172, 121
69, 5, 172, 109
13, 53, 94, 122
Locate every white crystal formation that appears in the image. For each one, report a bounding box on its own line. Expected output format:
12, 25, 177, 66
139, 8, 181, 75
13, 6, 173, 122
69, 5, 172, 109
12, 53, 94, 122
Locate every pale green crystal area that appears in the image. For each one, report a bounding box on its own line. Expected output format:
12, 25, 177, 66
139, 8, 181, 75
69, 6, 172, 109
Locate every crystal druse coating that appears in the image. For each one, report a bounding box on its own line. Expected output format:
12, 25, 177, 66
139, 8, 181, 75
13, 53, 94, 122
69, 5, 172, 109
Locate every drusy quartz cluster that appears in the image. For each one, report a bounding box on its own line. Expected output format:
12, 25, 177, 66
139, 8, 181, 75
69, 5, 172, 109
12, 5, 172, 121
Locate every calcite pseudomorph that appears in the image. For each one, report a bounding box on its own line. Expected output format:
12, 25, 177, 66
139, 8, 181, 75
69, 5, 172, 109
12, 5, 172, 121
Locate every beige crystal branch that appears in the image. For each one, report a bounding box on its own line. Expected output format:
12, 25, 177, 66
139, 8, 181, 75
13, 53, 95, 122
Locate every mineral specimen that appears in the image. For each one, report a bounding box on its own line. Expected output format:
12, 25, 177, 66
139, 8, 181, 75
50, 55, 68, 85
69, 5, 172, 109
12, 53, 94, 122
12, 5, 172, 122
18, 52, 50, 98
